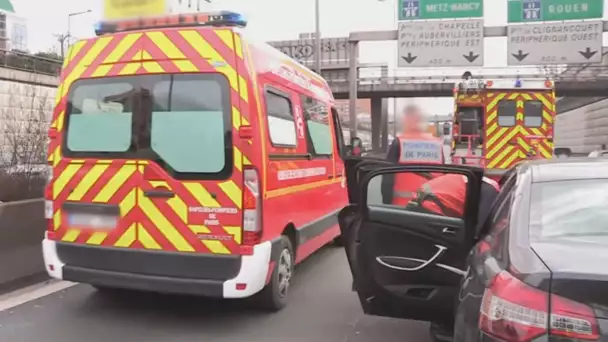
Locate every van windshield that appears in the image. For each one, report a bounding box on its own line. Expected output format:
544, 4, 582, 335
65, 74, 232, 179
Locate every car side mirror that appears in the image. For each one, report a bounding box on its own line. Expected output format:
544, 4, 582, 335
349, 137, 363, 156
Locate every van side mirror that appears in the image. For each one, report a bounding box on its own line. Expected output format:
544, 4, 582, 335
349, 137, 363, 156
442, 123, 450, 136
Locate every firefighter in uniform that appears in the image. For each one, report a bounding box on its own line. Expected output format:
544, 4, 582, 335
381, 104, 445, 205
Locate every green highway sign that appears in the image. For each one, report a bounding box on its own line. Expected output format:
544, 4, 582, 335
507, 0, 604, 23
398, 0, 483, 20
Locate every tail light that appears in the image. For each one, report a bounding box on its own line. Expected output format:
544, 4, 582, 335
242, 167, 261, 246
480, 271, 599, 341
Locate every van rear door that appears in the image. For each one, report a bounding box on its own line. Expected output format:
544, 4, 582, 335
135, 27, 246, 255
51, 32, 145, 249
55, 28, 248, 255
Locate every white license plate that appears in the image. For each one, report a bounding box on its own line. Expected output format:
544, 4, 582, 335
68, 213, 117, 230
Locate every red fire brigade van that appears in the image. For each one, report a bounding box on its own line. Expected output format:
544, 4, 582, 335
43, 11, 349, 311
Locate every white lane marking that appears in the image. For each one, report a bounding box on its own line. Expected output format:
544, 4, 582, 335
0, 280, 77, 312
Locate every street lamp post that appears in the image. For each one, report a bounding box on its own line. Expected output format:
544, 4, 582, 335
377, 0, 399, 139
67, 9, 92, 47
314, 0, 321, 74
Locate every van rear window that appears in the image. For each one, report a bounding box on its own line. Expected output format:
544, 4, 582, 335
64, 74, 232, 179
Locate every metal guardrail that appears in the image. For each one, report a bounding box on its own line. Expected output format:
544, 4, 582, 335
0, 199, 46, 292
0, 50, 62, 76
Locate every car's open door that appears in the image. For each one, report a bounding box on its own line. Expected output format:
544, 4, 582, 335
343, 164, 483, 325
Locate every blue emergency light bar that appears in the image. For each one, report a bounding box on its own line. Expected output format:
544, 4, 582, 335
94, 11, 247, 36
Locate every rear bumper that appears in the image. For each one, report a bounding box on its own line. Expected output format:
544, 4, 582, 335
42, 237, 272, 298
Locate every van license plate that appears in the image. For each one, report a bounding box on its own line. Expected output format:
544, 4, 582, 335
68, 213, 117, 230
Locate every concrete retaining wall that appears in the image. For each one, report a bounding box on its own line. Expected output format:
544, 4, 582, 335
0, 198, 46, 291
555, 98, 608, 154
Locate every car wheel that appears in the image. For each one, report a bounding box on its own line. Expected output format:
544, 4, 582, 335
253, 236, 293, 312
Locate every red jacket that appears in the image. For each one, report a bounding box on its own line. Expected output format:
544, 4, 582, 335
412, 174, 500, 218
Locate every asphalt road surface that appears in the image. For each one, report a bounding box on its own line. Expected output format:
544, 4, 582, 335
0, 246, 432, 342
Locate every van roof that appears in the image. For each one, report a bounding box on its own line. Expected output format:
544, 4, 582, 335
67, 25, 334, 104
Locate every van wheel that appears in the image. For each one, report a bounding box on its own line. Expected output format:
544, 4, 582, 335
253, 236, 293, 312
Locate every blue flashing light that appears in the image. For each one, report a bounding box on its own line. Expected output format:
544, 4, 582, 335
94, 10, 247, 36
514, 79, 522, 88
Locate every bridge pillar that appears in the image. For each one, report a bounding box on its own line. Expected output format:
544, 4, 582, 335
371, 97, 383, 152
381, 98, 389, 151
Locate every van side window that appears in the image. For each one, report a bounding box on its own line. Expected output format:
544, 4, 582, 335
301, 96, 332, 157
497, 100, 516, 127
265, 90, 297, 147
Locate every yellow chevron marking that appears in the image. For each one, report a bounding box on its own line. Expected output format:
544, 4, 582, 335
119, 61, 141, 75
190, 225, 211, 234
486, 128, 508, 157
233, 33, 243, 59
179, 30, 248, 102
234, 147, 243, 172
62, 229, 80, 242
184, 183, 221, 207
498, 148, 521, 169
202, 240, 231, 254
486, 122, 499, 137
224, 226, 242, 244
488, 128, 520, 160
115, 224, 137, 248
53, 209, 62, 231
94, 165, 137, 203
67, 163, 110, 201
62, 37, 114, 97
64, 40, 88, 68
141, 51, 164, 73
487, 93, 507, 113
218, 180, 242, 209
87, 232, 108, 245
139, 195, 195, 252
215, 30, 234, 49
489, 144, 515, 169
107, 33, 143, 64
232, 106, 241, 129
147, 31, 198, 72
138, 227, 162, 250
243, 155, 252, 165
53, 164, 83, 199
119, 189, 137, 215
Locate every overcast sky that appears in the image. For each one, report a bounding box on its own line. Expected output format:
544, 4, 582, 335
10, 0, 608, 114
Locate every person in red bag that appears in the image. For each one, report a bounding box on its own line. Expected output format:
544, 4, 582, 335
381, 104, 445, 205
407, 173, 500, 224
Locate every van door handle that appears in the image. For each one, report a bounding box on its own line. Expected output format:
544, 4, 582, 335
328, 175, 334, 179
144, 189, 175, 198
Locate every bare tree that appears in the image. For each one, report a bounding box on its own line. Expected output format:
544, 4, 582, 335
0, 82, 52, 201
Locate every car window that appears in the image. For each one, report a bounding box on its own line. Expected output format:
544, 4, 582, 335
530, 179, 608, 241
